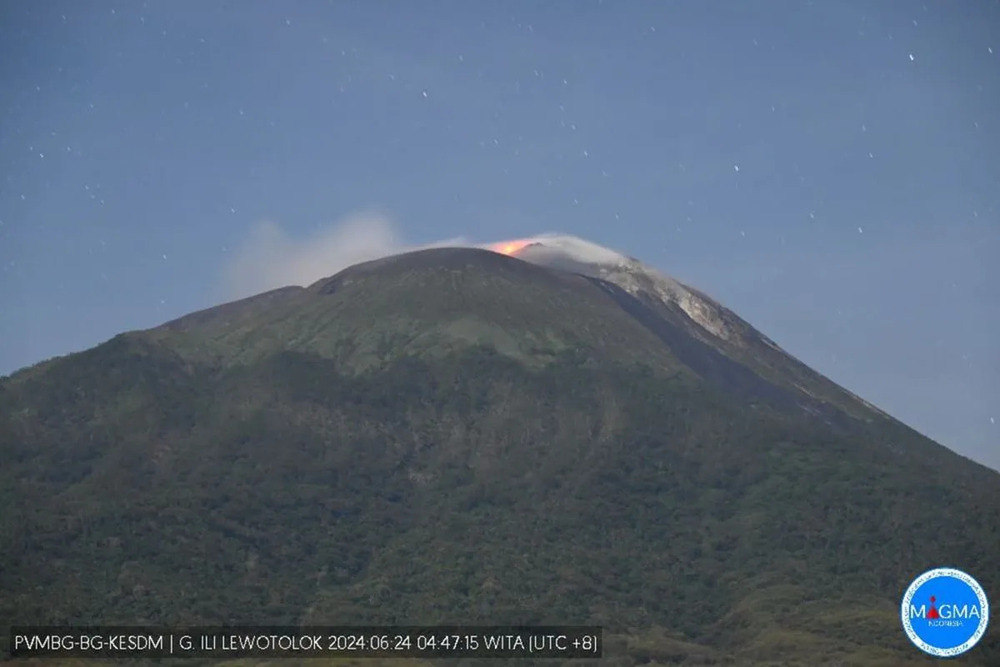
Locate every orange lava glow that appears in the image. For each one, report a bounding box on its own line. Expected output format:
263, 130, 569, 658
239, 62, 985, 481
489, 239, 535, 256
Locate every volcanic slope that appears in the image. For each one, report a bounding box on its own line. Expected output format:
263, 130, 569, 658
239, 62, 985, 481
1, 245, 998, 666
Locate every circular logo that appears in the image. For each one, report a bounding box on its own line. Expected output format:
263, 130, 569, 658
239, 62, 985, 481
901, 567, 990, 657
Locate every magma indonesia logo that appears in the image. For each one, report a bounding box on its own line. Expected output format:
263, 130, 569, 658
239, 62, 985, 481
901, 567, 990, 657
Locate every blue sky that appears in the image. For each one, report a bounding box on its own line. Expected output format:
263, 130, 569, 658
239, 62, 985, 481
1, 0, 997, 470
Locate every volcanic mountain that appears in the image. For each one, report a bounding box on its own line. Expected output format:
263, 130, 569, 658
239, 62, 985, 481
1, 236, 998, 666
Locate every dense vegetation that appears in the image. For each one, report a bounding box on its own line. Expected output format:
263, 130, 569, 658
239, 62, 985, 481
1, 249, 998, 666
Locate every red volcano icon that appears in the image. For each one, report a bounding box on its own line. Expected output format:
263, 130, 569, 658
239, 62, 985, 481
927, 596, 940, 620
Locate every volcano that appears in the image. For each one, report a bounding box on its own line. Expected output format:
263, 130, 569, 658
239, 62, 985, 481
1, 237, 998, 665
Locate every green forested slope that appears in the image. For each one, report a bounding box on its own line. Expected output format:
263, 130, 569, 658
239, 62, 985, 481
1, 250, 997, 666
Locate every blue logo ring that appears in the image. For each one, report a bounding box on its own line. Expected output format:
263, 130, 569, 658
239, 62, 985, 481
901, 567, 990, 658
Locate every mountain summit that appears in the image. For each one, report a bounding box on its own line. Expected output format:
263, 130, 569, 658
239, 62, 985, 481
1, 237, 998, 665
492, 234, 755, 344
490, 235, 889, 423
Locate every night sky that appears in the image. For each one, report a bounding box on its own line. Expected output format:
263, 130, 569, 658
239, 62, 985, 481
2, 1, 998, 470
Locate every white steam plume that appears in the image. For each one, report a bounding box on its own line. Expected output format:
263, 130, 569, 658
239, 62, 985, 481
218, 211, 623, 303
218, 209, 467, 301
511, 233, 628, 265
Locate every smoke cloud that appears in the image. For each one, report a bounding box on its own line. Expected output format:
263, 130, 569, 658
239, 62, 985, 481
517, 233, 627, 265
217, 212, 620, 303
218, 210, 468, 301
